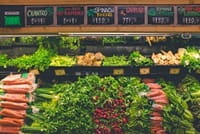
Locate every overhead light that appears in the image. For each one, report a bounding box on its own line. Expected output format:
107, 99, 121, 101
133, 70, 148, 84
58, 32, 174, 37
0, 34, 58, 38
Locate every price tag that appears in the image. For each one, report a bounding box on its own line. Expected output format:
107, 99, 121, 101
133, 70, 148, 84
54, 69, 66, 76
113, 69, 124, 75
29, 69, 40, 75
169, 68, 180, 74
140, 68, 150, 75
196, 69, 200, 74
75, 72, 81, 76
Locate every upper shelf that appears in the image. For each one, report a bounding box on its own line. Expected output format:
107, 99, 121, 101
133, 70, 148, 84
0, 0, 199, 5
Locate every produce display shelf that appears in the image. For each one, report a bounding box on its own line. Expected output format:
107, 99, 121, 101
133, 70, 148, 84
39, 66, 196, 77
0, 66, 199, 79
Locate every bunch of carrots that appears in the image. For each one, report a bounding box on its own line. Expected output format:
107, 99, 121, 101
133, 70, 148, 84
0, 73, 36, 134
143, 79, 169, 134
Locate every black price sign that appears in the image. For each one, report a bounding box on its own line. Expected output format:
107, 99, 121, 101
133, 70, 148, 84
148, 6, 174, 25
26, 6, 54, 25
87, 6, 114, 25
178, 6, 200, 25
1, 6, 24, 27
118, 6, 145, 25
57, 7, 84, 25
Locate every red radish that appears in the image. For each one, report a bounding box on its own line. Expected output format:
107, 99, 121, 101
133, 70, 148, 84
151, 112, 162, 117
156, 129, 166, 133
152, 104, 165, 111
150, 116, 163, 121
150, 95, 167, 101
142, 78, 155, 83
154, 99, 169, 104
146, 83, 162, 89
147, 91, 162, 97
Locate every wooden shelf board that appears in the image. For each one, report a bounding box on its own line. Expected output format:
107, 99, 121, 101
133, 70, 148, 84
0, 26, 199, 35
0, 0, 199, 5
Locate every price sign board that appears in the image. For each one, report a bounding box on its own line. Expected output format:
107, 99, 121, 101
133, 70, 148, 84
118, 6, 145, 25
169, 68, 180, 74
177, 6, 200, 25
87, 6, 115, 25
148, 6, 174, 25
113, 68, 124, 75
54, 69, 66, 76
26, 6, 54, 25
140, 67, 150, 75
57, 7, 84, 25
1, 6, 24, 27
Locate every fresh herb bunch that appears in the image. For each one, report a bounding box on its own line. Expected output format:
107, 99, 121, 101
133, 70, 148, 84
23, 76, 99, 134
59, 37, 80, 51
117, 77, 151, 134
50, 55, 76, 67
102, 55, 130, 66
129, 51, 153, 66
181, 47, 200, 71
177, 75, 200, 132
159, 80, 197, 134
0, 54, 9, 67
20, 37, 37, 45
102, 37, 125, 45
8, 46, 54, 71
0, 37, 15, 46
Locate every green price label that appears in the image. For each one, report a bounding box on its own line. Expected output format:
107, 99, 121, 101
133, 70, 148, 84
4, 16, 21, 26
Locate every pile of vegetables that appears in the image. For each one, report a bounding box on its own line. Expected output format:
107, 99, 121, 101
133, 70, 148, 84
102, 55, 130, 66
159, 80, 197, 134
144, 80, 169, 134
7, 46, 53, 71
151, 49, 184, 65
0, 54, 9, 67
177, 75, 200, 132
129, 51, 153, 66
76, 52, 105, 66
50, 55, 76, 67
59, 37, 80, 51
181, 47, 200, 71
145, 36, 166, 46
19, 75, 200, 134
102, 37, 125, 45
22, 76, 151, 134
121, 77, 151, 134
0, 73, 36, 134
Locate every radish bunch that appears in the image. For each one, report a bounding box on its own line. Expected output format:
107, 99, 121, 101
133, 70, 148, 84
93, 99, 127, 134
143, 79, 168, 134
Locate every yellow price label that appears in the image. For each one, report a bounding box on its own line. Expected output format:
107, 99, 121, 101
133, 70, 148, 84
55, 69, 66, 76
169, 68, 180, 74
140, 68, 150, 75
113, 69, 124, 75
196, 69, 200, 74
29, 69, 40, 75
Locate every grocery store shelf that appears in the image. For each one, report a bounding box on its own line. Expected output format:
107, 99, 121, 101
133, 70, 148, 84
0, 26, 200, 35
0, 66, 199, 82
0, 0, 199, 5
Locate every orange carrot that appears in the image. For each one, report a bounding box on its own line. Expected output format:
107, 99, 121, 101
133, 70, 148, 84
0, 109, 26, 119
0, 101, 28, 110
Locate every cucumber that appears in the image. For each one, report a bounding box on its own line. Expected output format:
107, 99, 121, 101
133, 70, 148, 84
21, 126, 44, 134
191, 90, 200, 98
36, 93, 54, 100
26, 114, 44, 121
